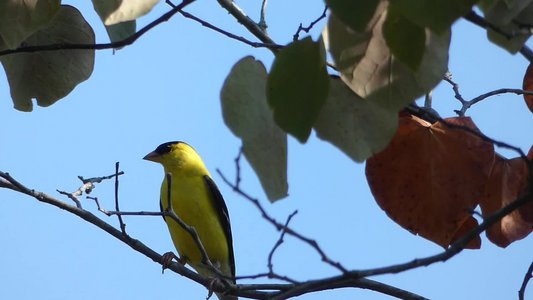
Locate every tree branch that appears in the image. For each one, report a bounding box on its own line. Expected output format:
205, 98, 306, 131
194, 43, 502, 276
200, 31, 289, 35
519, 261, 533, 300
463, 11, 533, 62
0, 0, 196, 57
216, 0, 276, 51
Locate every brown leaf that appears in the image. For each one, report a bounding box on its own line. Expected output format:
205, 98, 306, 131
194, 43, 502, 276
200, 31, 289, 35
366, 115, 495, 249
519, 146, 533, 223
480, 151, 532, 248
522, 63, 533, 114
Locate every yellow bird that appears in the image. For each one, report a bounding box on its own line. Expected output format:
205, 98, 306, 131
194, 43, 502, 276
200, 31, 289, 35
143, 141, 236, 300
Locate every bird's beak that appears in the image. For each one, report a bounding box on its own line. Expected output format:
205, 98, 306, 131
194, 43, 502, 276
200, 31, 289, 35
143, 151, 161, 163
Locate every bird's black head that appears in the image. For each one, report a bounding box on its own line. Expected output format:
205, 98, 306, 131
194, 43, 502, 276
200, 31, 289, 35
153, 141, 184, 155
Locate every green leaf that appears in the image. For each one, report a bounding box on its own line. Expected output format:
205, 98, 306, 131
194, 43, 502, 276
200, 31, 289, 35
0, 0, 61, 49
267, 37, 330, 143
390, 0, 478, 33
221, 56, 288, 202
325, 0, 380, 32
0, 5, 95, 111
481, 0, 533, 25
325, 11, 450, 112
92, 0, 159, 25
383, 6, 426, 70
314, 77, 398, 162
480, 0, 533, 53
104, 20, 136, 45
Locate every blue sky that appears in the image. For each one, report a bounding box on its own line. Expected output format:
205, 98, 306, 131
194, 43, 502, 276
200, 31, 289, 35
1, 1, 532, 299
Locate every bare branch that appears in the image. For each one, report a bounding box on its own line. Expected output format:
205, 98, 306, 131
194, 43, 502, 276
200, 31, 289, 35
217, 167, 348, 274
463, 11, 533, 62
114, 162, 127, 234
443, 72, 467, 105
216, 0, 276, 52
445, 73, 533, 116
293, 6, 328, 41
519, 261, 533, 300
455, 88, 533, 116
0, 0, 196, 57
266, 211, 300, 284
165, 1, 281, 50
259, 0, 268, 31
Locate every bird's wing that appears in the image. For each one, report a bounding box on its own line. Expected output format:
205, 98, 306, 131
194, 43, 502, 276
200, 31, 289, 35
203, 175, 236, 281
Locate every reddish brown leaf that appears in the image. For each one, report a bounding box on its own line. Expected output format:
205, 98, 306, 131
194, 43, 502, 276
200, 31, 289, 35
522, 63, 533, 113
519, 146, 533, 223
366, 115, 495, 249
480, 152, 532, 248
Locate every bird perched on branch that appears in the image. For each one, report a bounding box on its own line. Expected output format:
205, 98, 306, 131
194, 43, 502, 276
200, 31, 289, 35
143, 141, 236, 300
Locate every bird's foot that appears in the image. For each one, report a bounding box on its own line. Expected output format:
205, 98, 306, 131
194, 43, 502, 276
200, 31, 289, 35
161, 251, 186, 274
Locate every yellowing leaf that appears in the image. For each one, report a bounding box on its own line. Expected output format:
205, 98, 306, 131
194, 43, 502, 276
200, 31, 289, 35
325, 6, 450, 112
221, 56, 288, 202
366, 115, 495, 249
267, 37, 330, 143
104, 20, 136, 44
0, 5, 95, 111
92, 0, 159, 25
0, 0, 61, 49
314, 77, 398, 162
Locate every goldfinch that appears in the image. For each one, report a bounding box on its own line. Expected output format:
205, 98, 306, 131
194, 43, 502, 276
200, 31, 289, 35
143, 141, 236, 300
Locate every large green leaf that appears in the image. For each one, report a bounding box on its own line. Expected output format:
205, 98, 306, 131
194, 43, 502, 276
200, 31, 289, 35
221, 56, 288, 202
0, 5, 95, 111
267, 37, 330, 143
0, 0, 61, 49
390, 0, 478, 33
92, 0, 159, 25
314, 78, 398, 162
383, 5, 426, 70
325, 9, 450, 112
325, 0, 380, 32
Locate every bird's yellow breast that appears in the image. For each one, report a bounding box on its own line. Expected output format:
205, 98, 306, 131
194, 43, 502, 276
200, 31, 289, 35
160, 174, 229, 272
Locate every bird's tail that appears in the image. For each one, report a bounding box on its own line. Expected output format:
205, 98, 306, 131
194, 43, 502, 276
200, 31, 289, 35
216, 292, 237, 300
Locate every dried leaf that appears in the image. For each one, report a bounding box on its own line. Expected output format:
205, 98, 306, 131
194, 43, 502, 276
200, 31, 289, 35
522, 63, 533, 114
480, 153, 532, 247
366, 115, 495, 248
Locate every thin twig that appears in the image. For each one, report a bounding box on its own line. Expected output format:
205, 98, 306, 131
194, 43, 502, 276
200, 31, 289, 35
217, 153, 348, 274
216, 0, 276, 53
165, 1, 281, 50
443, 72, 467, 104
293, 6, 328, 41
259, 0, 268, 31
266, 211, 300, 284
519, 261, 533, 300
56, 170, 124, 208
455, 88, 533, 116
0, 0, 196, 57
114, 162, 127, 234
